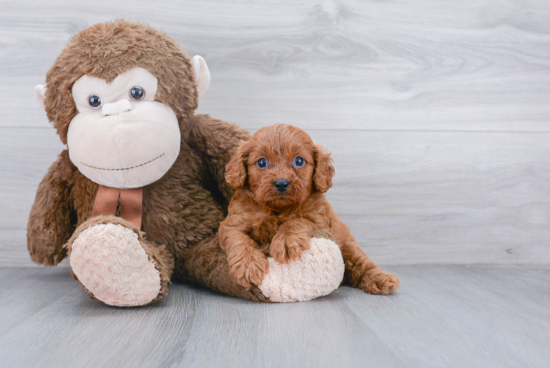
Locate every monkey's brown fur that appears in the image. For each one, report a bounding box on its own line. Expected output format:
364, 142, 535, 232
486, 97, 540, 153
27, 20, 268, 303
219, 124, 399, 293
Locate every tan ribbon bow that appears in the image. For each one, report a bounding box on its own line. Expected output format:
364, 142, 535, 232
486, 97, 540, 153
92, 185, 144, 229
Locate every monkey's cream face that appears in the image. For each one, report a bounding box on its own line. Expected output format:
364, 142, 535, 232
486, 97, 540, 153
67, 68, 180, 189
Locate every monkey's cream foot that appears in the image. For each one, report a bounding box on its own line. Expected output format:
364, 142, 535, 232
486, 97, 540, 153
259, 237, 345, 302
68, 221, 163, 307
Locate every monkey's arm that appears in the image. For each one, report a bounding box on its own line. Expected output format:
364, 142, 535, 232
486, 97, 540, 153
186, 114, 251, 203
27, 151, 76, 266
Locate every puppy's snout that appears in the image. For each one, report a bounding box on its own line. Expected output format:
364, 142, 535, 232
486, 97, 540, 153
274, 179, 290, 192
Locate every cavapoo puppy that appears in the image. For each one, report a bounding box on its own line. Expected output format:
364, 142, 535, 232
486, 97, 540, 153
218, 124, 399, 295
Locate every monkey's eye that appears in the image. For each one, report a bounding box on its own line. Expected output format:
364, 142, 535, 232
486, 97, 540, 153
88, 95, 102, 109
294, 156, 305, 168
257, 157, 268, 169
129, 86, 145, 101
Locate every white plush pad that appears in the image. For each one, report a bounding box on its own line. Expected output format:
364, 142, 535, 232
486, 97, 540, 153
259, 237, 345, 302
70, 224, 161, 307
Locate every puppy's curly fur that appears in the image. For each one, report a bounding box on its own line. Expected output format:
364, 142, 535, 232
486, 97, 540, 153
219, 124, 399, 294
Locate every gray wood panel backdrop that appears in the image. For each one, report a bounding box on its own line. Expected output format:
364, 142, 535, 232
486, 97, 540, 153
1, 0, 549, 267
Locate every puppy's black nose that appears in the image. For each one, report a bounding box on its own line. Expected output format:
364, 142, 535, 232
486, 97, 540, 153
274, 179, 290, 192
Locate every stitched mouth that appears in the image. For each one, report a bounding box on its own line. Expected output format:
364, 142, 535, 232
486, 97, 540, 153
80, 153, 165, 171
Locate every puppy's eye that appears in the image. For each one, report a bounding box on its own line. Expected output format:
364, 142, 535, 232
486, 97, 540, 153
257, 157, 268, 169
129, 86, 145, 101
88, 95, 102, 109
294, 156, 305, 167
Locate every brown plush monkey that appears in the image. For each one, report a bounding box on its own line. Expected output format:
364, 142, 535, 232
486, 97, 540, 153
28, 20, 343, 306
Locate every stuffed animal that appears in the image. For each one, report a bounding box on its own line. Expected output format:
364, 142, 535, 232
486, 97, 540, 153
28, 20, 344, 306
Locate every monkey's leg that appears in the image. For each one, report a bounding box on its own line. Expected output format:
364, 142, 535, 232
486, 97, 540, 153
66, 215, 174, 307
181, 232, 345, 303
181, 236, 270, 302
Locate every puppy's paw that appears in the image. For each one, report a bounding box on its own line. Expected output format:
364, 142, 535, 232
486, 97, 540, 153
270, 232, 311, 263
229, 250, 269, 289
359, 269, 400, 295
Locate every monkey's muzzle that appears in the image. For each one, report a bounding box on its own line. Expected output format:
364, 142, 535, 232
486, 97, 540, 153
67, 101, 180, 189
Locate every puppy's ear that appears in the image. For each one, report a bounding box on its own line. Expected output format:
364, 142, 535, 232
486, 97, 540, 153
226, 141, 251, 189
312, 144, 335, 193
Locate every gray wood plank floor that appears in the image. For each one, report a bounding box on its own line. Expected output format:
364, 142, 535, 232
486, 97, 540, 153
0, 265, 548, 368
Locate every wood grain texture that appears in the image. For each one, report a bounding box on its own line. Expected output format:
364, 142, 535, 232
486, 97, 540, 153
1, 0, 550, 132
1, 0, 550, 267
0, 265, 548, 367
2, 127, 550, 266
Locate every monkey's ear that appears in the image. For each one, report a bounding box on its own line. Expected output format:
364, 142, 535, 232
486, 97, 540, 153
35, 84, 46, 109
225, 141, 251, 189
191, 55, 210, 98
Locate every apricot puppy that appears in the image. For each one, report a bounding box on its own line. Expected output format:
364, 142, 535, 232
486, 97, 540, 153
219, 124, 399, 294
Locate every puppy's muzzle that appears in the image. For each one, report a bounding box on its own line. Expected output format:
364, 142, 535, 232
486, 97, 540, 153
274, 179, 290, 192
